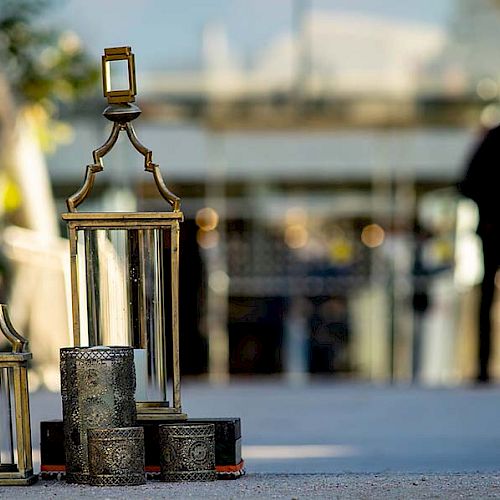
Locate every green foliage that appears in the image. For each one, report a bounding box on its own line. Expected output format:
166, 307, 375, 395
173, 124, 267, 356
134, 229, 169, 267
0, 0, 99, 107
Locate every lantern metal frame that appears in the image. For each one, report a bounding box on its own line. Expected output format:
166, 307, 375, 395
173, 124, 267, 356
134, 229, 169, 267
102, 46, 137, 104
0, 305, 37, 485
62, 47, 186, 421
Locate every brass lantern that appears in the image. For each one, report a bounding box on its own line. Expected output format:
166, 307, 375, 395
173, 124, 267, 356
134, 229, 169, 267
62, 47, 186, 421
0, 305, 37, 485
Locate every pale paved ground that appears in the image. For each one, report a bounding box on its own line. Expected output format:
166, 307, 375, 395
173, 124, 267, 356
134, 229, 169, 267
2, 379, 500, 497
1, 473, 500, 499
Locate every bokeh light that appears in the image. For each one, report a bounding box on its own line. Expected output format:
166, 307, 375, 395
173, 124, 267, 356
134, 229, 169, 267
197, 228, 219, 248
196, 207, 219, 232
209, 270, 230, 293
361, 224, 385, 248
476, 78, 498, 100
480, 103, 500, 128
285, 206, 308, 226
285, 224, 309, 249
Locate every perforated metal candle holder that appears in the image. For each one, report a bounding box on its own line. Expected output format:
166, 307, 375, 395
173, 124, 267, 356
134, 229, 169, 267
0, 305, 37, 486
60, 346, 136, 484
62, 46, 186, 422
88, 427, 145, 486
159, 423, 216, 482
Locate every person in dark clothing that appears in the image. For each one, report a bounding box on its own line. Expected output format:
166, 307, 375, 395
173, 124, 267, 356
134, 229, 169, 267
458, 125, 500, 383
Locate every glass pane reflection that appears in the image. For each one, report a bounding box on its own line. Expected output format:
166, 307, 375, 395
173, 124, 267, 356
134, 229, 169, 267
76, 228, 170, 403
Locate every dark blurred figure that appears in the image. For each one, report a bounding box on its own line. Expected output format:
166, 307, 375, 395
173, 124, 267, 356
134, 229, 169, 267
412, 224, 431, 382
411, 223, 450, 382
309, 296, 350, 373
458, 125, 500, 383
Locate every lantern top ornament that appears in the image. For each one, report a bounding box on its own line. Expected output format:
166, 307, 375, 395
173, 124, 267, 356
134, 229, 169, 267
65, 46, 180, 213
0, 304, 30, 357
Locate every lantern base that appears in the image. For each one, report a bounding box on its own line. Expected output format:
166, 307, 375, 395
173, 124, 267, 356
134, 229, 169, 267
136, 401, 187, 421
0, 473, 38, 486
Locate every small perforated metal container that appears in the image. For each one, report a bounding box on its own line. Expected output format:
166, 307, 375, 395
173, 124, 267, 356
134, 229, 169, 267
159, 423, 216, 482
87, 427, 145, 486
60, 346, 136, 484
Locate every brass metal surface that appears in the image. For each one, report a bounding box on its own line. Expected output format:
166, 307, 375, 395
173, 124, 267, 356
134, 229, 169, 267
66, 123, 180, 212
68, 226, 80, 346
171, 222, 182, 410
102, 46, 136, 104
137, 409, 187, 421
67, 47, 180, 212
0, 305, 28, 353
62, 212, 184, 221
0, 305, 37, 486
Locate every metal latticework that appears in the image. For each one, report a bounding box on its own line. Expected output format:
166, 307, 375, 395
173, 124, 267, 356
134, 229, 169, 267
60, 347, 136, 484
159, 423, 216, 482
88, 427, 145, 486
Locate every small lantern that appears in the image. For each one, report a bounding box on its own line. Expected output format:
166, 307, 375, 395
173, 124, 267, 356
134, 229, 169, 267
0, 305, 37, 485
62, 47, 186, 421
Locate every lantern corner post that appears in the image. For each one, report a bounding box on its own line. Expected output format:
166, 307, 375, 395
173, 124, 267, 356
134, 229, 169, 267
171, 220, 182, 412
68, 223, 81, 347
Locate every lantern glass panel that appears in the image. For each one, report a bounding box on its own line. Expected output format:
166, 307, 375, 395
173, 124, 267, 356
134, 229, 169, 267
0, 368, 14, 469
75, 226, 173, 404
106, 59, 129, 92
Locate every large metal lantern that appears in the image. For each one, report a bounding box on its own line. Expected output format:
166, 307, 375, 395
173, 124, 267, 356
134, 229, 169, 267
62, 47, 186, 421
0, 305, 37, 485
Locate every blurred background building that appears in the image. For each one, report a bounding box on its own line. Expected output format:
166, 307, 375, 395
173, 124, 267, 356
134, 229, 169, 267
2, 0, 500, 388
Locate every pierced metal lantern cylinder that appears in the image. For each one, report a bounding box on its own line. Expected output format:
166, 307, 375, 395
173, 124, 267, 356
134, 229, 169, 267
60, 346, 136, 484
88, 427, 145, 486
159, 423, 216, 482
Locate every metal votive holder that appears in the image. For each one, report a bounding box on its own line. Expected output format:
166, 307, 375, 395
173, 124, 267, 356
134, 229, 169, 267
159, 423, 216, 482
60, 346, 137, 484
87, 427, 145, 486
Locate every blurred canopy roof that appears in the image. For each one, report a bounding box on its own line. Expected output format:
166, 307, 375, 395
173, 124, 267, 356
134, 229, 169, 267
48, 123, 474, 183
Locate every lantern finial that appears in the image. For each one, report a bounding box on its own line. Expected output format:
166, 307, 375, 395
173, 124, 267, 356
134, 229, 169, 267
102, 46, 136, 105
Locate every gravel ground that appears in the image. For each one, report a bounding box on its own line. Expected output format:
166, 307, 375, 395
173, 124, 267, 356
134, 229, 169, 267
1, 473, 500, 499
